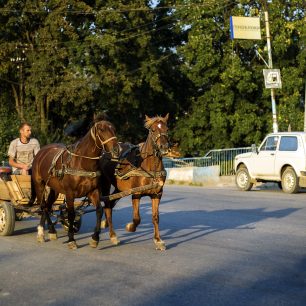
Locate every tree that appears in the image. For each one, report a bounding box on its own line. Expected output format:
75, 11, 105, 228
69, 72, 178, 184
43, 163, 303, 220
173, 0, 305, 156
0, 0, 97, 143
83, 0, 189, 142
0, 0, 188, 150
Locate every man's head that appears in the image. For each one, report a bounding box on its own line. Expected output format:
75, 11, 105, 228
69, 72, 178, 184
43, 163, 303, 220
19, 123, 32, 140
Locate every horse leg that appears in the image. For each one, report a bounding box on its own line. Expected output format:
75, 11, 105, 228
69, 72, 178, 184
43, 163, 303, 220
151, 196, 166, 251
100, 218, 109, 229
35, 181, 47, 243
104, 205, 120, 245
37, 211, 46, 243
66, 196, 77, 250
46, 189, 57, 241
126, 195, 141, 232
100, 186, 111, 229
100, 185, 118, 229
88, 189, 103, 248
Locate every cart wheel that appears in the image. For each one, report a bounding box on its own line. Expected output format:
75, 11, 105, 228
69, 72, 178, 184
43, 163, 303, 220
0, 202, 15, 236
62, 214, 82, 233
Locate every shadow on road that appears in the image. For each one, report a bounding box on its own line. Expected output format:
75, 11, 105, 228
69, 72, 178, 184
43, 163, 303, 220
78, 198, 300, 250
130, 255, 306, 306
11, 196, 300, 252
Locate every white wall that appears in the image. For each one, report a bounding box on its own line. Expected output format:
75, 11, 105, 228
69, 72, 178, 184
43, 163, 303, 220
165, 166, 220, 184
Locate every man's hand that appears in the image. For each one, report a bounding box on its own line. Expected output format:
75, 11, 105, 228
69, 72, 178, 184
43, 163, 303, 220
20, 164, 30, 175
21, 164, 30, 171
9, 158, 30, 175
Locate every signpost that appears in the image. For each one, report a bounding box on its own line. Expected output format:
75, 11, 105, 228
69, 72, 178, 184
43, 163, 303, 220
263, 69, 282, 89
230, 2, 280, 133
264, 10, 278, 133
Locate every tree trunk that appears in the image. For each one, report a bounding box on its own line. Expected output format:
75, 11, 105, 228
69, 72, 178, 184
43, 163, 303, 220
40, 96, 48, 134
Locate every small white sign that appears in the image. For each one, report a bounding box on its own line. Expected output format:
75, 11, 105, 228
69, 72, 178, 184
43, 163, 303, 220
263, 69, 282, 89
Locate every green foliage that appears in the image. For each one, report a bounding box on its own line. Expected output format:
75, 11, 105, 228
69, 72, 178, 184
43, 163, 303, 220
173, 0, 305, 156
0, 0, 305, 159
0, 88, 18, 161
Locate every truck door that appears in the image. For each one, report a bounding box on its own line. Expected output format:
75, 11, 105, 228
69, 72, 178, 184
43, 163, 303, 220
254, 136, 279, 178
275, 136, 300, 176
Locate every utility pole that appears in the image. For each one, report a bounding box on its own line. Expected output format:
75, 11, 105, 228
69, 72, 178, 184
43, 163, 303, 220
264, 2, 278, 133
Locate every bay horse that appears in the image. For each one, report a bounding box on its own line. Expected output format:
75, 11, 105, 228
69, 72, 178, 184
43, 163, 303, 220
31, 120, 119, 249
100, 114, 170, 250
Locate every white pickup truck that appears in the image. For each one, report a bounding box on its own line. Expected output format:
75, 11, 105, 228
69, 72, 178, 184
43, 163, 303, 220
234, 132, 306, 193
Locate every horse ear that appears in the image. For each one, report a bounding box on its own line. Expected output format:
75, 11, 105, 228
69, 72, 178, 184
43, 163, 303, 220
164, 113, 169, 121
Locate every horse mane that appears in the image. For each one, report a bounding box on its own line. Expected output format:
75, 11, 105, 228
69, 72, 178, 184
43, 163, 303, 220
144, 115, 167, 129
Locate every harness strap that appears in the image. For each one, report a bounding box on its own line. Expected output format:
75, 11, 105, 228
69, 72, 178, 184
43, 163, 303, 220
66, 149, 101, 160
101, 136, 117, 145
48, 148, 100, 179
55, 168, 101, 178
48, 149, 65, 175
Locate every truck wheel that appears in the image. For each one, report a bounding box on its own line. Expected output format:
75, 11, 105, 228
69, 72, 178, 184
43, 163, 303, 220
282, 167, 299, 194
235, 167, 253, 191
0, 202, 15, 236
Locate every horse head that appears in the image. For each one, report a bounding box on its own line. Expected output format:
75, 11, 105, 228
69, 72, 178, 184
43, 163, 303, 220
145, 114, 170, 156
91, 121, 120, 159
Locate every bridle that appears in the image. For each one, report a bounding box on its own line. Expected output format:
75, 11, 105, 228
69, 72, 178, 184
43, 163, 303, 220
148, 127, 169, 156
67, 123, 118, 160
90, 123, 117, 152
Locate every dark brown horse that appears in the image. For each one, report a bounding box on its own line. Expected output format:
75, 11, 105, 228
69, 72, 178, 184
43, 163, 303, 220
100, 114, 170, 250
31, 120, 119, 249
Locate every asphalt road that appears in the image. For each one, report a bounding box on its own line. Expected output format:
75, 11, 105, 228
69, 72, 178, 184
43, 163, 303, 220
1, 184, 306, 306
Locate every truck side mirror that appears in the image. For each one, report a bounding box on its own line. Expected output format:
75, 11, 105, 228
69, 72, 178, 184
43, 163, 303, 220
251, 144, 257, 154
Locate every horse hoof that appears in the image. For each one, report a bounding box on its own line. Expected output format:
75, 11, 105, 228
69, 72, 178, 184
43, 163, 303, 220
89, 238, 99, 248
37, 235, 45, 243
100, 219, 109, 229
110, 236, 120, 245
37, 225, 45, 243
48, 233, 57, 240
125, 223, 136, 232
154, 239, 166, 251
68, 241, 78, 250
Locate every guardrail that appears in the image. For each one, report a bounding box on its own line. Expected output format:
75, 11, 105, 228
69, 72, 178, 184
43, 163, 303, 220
163, 147, 252, 176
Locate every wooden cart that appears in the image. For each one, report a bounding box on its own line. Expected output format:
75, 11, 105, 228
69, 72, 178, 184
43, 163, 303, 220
0, 166, 162, 236
0, 167, 88, 236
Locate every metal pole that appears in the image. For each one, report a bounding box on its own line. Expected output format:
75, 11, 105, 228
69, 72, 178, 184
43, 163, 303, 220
264, 10, 278, 133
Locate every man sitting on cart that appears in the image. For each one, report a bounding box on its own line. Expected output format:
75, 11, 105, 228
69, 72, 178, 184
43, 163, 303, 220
8, 122, 40, 175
